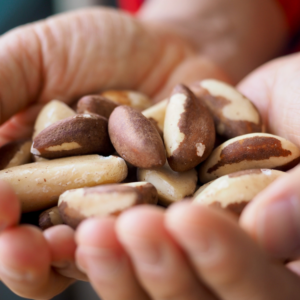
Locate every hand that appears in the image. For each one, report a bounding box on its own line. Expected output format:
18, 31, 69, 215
0, 180, 87, 299
0, 7, 229, 298
76, 203, 300, 300
75, 51, 300, 300
0, 7, 228, 147
237, 53, 300, 262
138, 0, 288, 82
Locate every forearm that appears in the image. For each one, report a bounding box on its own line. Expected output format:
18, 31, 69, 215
137, 0, 288, 83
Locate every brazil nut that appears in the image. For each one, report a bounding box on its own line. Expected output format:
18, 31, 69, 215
58, 185, 144, 229
164, 84, 215, 172
0, 140, 32, 170
33, 100, 76, 139
194, 169, 285, 216
32, 113, 114, 159
199, 133, 300, 183
39, 206, 63, 230
137, 162, 197, 206
0, 155, 127, 212
77, 95, 119, 119
101, 90, 152, 111
109, 106, 166, 168
190, 79, 263, 139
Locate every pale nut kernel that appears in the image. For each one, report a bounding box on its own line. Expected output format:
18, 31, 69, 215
164, 84, 215, 172
193, 169, 285, 216
199, 133, 300, 183
142, 99, 168, 133
39, 206, 63, 230
0, 155, 128, 212
122, 182, 158, 205
32, 113, 114, 159
58, 185, 144, 229
0, 140, 32, 170
77, 95, 119, 119
100, 90, 152, 111
108, 106, 166, 168
137, 162, 197, 206
33, 100, 76, 139
193, 181, 214, 198
189, 79, 263, 139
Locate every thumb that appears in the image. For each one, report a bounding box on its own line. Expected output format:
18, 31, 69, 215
237, 53, 300, 148
238, 53, 300, 258
240, 165, 300, 259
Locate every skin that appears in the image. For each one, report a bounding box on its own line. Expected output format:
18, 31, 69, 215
0, 0, 297, 299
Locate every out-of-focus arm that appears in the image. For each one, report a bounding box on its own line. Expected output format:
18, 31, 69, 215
136, 0, 288, 83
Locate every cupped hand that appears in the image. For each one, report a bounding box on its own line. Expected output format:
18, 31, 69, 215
0, 180, 87, 299
0, 7, 228, 146
0, 7, 229, 299
236, 53, 300, 261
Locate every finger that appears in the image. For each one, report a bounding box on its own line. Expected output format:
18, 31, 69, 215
241, 165, 300, 258
44, 225, 87, 281
117, 205, 217, 300
154, 56, 231, 102
0, 180, 20, 230
0, 9, 191, 125
76, 217, 150, 300
0, 225, 73, 299
0, 104, 43, 146
237, 53, 300, 147
166, 202, 300, 300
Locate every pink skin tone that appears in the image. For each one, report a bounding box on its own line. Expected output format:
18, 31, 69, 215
0, 1, 299, 299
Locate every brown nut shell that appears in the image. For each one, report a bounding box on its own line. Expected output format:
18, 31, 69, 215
77, 95, 119, 119
101, 90, 152, 111
194, 169, 285, 216
199, 133, 300, 183
164, 84, 215, 172
32, 113, 114, 159
0, 155, 128, 212
108, 106, 166, 168
58, 185, 144, 229
0, 140, 32, 170
123, 182, 158, 205
39, 206, 63, 230
137, 162, 197, 206
190, 79, 263, 139
33, 100, 76, 139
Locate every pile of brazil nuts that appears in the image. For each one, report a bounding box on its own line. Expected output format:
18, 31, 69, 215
0, 80, 300, 230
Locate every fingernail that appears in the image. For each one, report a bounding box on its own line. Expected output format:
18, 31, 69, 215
0, 263, 35, 282
77, 246, 123, 278
256, 196, 300, 257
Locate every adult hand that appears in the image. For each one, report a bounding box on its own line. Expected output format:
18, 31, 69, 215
0, 7, 228, 299
238, 53, 300, 262
75, 51, 300, 300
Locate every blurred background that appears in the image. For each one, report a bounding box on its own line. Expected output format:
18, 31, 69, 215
0, 2, 118, 299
